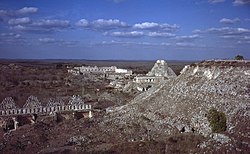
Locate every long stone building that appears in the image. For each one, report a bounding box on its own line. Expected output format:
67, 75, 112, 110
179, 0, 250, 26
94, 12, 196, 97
0, 95, 92, 117
68, 66, 132, 76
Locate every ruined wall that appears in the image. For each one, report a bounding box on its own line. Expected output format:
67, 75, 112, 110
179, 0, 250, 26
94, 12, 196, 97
0, 95, 92, 116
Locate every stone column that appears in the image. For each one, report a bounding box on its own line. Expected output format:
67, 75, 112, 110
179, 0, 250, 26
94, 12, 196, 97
14, 109, 18, 114
12, 117, 19, 130
31, 114, 37, 124
18, 109, 22, 115
88, 110, 93, 118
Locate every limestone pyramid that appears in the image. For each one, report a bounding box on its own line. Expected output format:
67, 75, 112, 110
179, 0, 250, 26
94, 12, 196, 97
146, 60, 176, 77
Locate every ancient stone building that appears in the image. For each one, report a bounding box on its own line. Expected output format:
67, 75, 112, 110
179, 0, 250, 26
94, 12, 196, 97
146, 60, 176, 77
68, 65, 132, 76
133, 76, 164, 83
134, 60, 176, 84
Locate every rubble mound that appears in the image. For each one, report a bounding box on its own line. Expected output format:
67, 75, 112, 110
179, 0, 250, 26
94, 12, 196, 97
102, 60, 250, 152
146, 60, 176, 77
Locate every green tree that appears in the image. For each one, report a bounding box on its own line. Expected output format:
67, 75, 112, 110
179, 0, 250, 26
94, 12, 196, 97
235, 55, 244, 60
207, 108, 227, 133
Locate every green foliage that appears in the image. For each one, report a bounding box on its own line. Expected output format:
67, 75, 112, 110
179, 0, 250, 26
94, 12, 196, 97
207, 108, 227, 133
235, 55, 244, 60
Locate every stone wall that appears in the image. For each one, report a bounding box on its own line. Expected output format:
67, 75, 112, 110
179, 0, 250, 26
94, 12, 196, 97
68, 65, 132, 76
133, 76, 164, 84
0, 95, 92, 117
0, 104, 92, 116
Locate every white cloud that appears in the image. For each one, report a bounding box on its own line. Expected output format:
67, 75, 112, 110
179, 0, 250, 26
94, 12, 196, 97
233, 0, 250, 5
105, 31, 144, 38
0, 10, 8, 17
16, 7, 38, 15
176, 42, 194, 47
160, 42, 171, 46
10, 25, 26, 31
39, 38, 78, 47
133, 22, 179, 32
39, 38, 56, 43
133, 22, 158, 29
10, 19, 70, 33
1, 32, 21, 38
207, 27, 250, 35
8, 17, 31, 25
192, 29, 202, 33
243, 36, 250, 40
175, 34, 200, 39
32, 19, 70, 28
98, 40, 204, 48
237, 35, 250, 44
97, 40, 170, 47
105, 31, 176, 38
92, 19, 128, 30
174, 34, 201, 42
148, 32, 175, 37
0, 32, 24, 44
237, 40, 250, 44
196, 27, 250, 43
0, 7, 38, 18
76, 19, 128, 31
194, 27, 250, 35
219, 18, 240, 24
175, 42, 206, 48
75, 19, 89, 27
75, 19, 180, 36
208, 0, 225, 4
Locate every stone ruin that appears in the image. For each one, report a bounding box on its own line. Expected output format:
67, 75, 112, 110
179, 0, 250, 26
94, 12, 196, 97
0, 97, 16, 110
68, 65, 132, 76
133, 60, 176, 85
68, 95, 84, 105
146, 60, 176, 77
0, 95, 91, 117
47, 98, 64, 107
23, 95, 41, 108
0, 95, 85, 110
0, 95, 92, 132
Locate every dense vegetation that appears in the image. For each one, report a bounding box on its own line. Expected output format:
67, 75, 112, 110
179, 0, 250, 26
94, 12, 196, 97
207, 108, 227, 133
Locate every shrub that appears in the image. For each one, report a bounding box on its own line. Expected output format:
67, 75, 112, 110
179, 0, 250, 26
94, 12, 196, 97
235, 55, 244, 60
207, 108, 227, 133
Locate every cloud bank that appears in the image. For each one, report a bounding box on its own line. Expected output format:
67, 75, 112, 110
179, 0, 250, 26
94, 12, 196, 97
208, 0, 225, 4
76, 19, 128, 31
219, 18, 240, 24
233, 0, 250, 5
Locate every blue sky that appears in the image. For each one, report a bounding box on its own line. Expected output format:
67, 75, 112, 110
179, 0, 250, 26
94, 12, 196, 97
0, 0, 249, 60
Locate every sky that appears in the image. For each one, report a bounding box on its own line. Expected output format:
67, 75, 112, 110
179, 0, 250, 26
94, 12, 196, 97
0, 0, 250, 60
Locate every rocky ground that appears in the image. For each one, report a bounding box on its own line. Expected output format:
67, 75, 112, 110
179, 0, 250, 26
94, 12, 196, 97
101, 60, 250, 153
1, 60, 249, 153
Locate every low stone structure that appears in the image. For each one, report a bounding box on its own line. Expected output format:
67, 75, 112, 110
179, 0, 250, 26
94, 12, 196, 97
68, 65, 132, 76
147, 60, 176, 77
0, 95, 92, 117
133, 76, 164, 84
133, 60, 176, 84
0, 95, 93, 131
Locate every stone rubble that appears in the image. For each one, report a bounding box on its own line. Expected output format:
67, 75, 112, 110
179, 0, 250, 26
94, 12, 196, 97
101, 60, 250, 152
